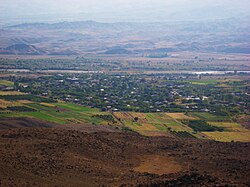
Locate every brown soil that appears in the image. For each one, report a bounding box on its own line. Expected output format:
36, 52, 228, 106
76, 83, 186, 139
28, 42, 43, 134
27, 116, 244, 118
0, 126, 249, 187
0, 117, 56, 129
133, 155, 182, 175
58, 123, 121, 133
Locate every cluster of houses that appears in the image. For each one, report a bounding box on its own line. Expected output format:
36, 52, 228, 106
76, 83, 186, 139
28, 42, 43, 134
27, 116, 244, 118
12, 72, 248, 114
39, 74, 216, 112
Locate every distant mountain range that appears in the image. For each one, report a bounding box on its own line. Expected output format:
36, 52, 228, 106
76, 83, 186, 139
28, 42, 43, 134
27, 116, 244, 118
6, 17, 250, 32
0, 18, 250, 55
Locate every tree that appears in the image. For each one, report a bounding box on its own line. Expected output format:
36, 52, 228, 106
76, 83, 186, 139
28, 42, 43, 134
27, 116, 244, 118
134, 117, 139, 122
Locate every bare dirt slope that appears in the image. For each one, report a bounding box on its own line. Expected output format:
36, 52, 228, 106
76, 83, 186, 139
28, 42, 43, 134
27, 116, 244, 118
0, 117, 56, 129
0, 127, 249, 187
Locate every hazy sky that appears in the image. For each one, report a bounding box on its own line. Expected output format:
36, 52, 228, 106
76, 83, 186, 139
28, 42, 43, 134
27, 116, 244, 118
1, 0, 250, 24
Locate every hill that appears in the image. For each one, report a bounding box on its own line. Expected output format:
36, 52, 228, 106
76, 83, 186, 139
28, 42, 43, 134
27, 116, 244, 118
1, 18, 249, 55
0, 127, 249, 186
0, 44, 45, 55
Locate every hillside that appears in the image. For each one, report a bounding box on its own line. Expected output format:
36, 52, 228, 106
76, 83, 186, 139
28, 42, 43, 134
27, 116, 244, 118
0, 44, 44, 55
1, 18, 250, 55
0, 127, 249, 186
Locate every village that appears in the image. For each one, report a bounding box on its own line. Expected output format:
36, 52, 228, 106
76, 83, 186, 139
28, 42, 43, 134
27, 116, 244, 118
7, 72, 248, 116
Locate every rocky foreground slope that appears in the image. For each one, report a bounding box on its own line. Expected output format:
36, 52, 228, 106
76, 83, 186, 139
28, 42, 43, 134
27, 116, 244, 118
0, 125, 249, 187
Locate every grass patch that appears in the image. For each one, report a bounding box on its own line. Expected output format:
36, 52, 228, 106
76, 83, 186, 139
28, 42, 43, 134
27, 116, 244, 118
191, 112, 230, 121
92, 114, 116, 123
40, 102, 56, 107
55, 102, 99, 112
184, 79, 218, 85
187, 120, 224, 132
0, 80, 14, 87
208, 122, 248, 132
25, 112, 66, 124
26, 103, 107, 125
166, 113, 197, 120
123, 122, 165, 136
0, 99, 22, 108
0, 94, 55, 102
117, 112, 193, 135
204, 132, 250, 142
145, 113, 172, 124
0, 91, 26, 96
6, 106, 36, 112
26, 103, 56, 112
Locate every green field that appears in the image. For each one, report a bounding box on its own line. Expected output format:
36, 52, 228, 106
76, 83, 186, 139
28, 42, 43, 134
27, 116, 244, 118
208, 122, 248, 132
0, 80, 14, 87
190, 112, 231, 121
188, 79, 218, 85
203, 132, 250, 142
54, 102, 99, 112
0, 93, 249, 142
114, 112, 194, 136
186, 120, 224, 132
0, 101, 116, 125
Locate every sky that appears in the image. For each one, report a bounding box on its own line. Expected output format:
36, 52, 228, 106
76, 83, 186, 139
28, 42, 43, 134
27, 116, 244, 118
1, 0, 250, 24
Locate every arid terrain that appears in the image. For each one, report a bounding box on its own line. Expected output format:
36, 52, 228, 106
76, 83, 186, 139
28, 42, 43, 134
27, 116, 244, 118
0, 119, 249, 187
0, 18, 249, 56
